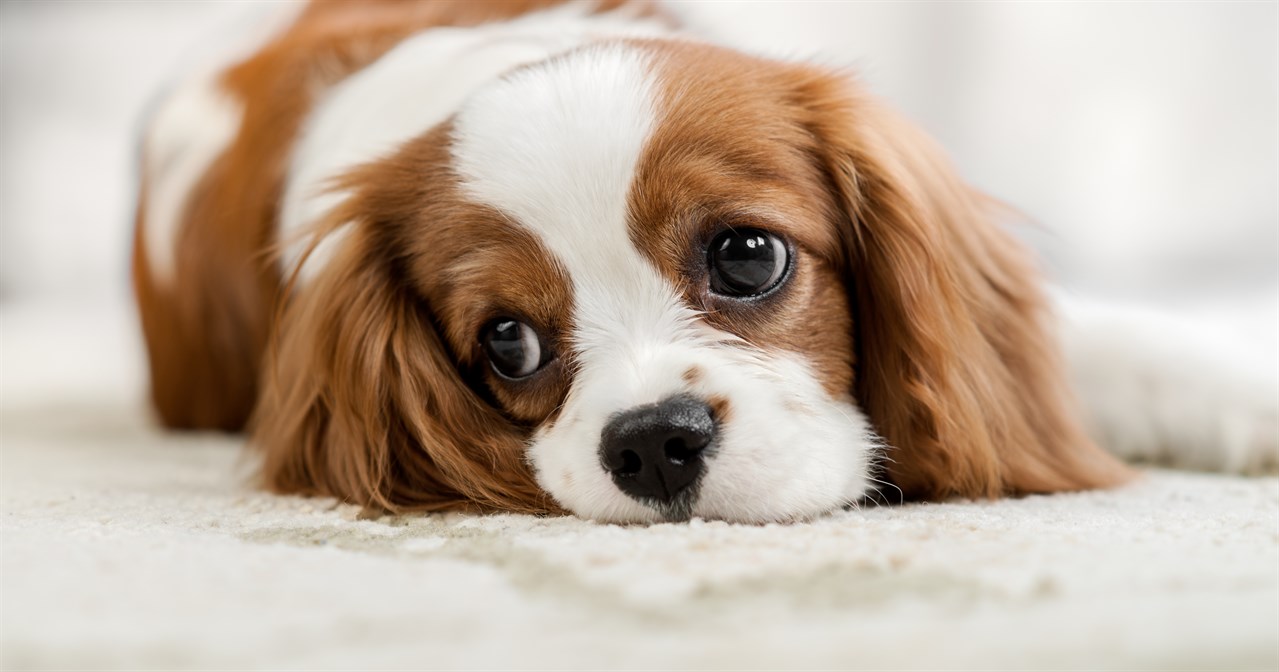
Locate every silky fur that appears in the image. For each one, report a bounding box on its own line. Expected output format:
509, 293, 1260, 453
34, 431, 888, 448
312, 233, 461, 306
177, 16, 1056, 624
259, 39, 1128, 515
254, 130, 563, 514
134, 0, 650, 431
635, 41, 1129, 505
136, 0, 1133, 519
789, 66, 1132, 498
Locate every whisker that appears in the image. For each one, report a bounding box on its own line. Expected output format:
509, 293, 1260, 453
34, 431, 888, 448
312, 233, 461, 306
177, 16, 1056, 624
866, 475, 905, 506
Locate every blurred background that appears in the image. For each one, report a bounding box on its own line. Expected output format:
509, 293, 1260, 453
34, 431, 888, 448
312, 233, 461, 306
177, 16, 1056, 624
1, 0, 1276, 404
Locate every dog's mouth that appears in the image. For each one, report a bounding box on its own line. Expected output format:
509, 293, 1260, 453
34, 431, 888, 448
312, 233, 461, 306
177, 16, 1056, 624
624, 472, 705, 523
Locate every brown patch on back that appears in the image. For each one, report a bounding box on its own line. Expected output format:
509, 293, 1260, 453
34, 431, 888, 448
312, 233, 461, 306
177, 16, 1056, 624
132, 182, 265, 430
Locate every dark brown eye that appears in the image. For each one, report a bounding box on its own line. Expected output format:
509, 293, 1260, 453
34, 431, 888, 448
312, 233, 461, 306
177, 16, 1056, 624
708, 228, 789, 297
482, 319, 551, 379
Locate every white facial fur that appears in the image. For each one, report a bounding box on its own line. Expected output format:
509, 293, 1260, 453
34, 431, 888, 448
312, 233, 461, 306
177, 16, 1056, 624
451, 45, 877, 523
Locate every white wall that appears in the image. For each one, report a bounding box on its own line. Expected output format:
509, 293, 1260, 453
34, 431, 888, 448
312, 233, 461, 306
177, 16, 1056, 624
2, 1, 1275, 309
676, 1, 1278, 299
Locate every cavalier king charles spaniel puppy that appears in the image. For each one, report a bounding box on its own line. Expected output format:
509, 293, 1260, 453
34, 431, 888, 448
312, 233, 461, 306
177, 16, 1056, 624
133, 0, 1277, 523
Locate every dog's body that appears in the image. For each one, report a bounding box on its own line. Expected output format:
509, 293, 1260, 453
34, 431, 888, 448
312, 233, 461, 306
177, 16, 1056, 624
133, 0, 1276, 523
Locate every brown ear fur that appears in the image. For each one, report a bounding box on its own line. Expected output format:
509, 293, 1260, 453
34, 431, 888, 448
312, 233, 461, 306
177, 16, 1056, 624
251, 209, 554, 514
798, 72, 1132, 499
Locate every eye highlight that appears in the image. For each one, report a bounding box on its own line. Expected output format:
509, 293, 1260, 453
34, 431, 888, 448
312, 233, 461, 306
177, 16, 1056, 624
707, 228, 790, 297
481, 319, 551, 379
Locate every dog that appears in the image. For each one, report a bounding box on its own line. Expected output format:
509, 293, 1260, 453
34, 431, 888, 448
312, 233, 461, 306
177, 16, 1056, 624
133, 0, 1277, 523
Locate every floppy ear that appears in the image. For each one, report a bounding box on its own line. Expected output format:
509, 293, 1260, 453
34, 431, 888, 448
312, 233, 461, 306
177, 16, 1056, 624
251, 210, 553, 514
797, 72, 1131, 499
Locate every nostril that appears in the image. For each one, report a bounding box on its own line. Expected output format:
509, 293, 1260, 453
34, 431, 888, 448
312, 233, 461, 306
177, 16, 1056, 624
617, 449, 643, 476
663, 436, 701, 465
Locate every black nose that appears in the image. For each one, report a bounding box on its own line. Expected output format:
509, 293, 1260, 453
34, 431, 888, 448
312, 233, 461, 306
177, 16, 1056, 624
599, 395, 715, 505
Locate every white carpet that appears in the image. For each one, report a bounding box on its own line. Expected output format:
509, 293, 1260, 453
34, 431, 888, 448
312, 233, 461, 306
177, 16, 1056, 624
3, 299, 1278, 670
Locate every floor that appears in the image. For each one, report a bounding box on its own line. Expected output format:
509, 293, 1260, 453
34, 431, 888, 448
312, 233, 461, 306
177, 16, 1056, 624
2, 300, 1277, 670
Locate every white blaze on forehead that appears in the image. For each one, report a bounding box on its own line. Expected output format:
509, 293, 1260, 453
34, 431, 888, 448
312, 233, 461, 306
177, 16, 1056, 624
280, 6, 675, 285
452, 44, 708, 522
451, 45, 693, 383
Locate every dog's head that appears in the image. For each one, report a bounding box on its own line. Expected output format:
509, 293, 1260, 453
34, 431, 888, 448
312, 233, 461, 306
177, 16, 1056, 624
255, 40, 1127, 523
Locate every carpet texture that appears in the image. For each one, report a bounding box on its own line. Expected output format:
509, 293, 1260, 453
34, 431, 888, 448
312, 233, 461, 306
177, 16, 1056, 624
2, 300, 1278, 670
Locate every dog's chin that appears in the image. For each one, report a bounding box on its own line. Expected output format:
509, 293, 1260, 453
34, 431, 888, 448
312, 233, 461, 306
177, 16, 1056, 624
687, 470, 871, 525
543, 465, 870, 525
629, 489, 701, 523
573, 494, 855, 525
